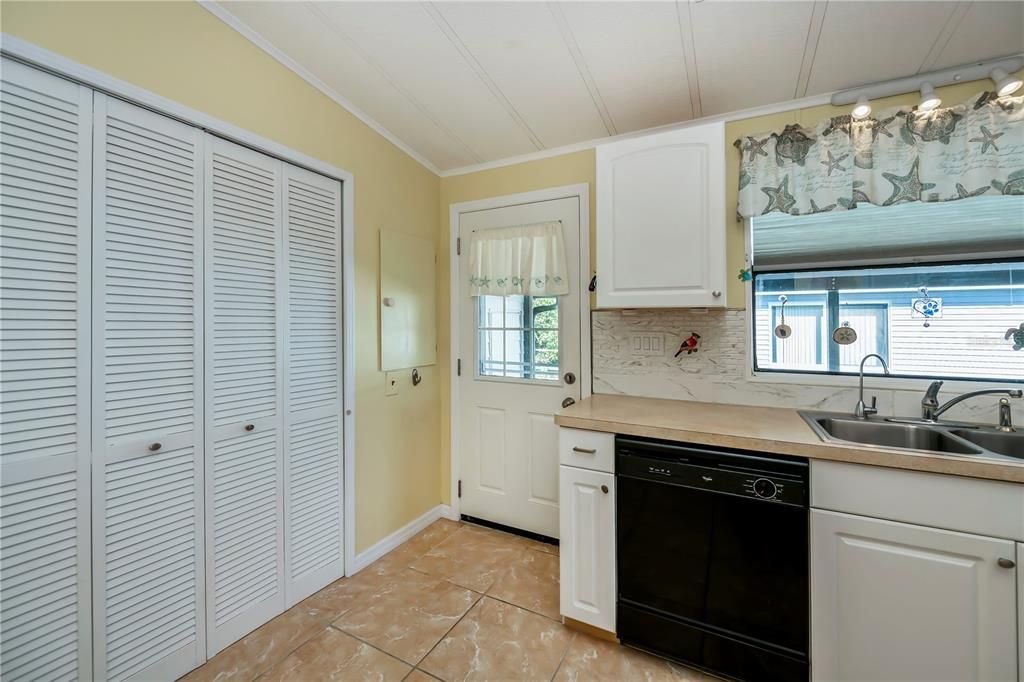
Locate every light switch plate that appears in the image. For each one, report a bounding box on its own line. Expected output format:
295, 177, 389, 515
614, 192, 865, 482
630, 333, 665, 357
385, 371, 400, 396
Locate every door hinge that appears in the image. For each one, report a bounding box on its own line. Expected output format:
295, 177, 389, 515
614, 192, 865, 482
456, 237, 461, 256
458, 479, 462, 498
457, 358, 461, 376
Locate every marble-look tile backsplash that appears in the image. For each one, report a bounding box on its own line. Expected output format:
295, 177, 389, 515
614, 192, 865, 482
591, 309, 1007, 424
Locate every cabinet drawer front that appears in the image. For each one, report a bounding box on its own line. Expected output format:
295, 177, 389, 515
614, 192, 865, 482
559, 428, 615, 473
811, 460, 1024, 540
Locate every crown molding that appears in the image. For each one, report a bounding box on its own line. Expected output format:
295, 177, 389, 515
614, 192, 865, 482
199, 0, 442, 176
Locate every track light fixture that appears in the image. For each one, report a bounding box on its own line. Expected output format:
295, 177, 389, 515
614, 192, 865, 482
919, 82, 941, 112
991, 67, 1023, 97
851, 96, 872, 120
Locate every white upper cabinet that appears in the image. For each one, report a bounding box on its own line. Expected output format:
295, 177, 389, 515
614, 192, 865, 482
596, 121, 726, 308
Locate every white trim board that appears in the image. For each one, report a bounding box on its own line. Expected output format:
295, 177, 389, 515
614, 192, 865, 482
448, 183, 592, 521
350, 504, 454, 574
0, 34, 359, 579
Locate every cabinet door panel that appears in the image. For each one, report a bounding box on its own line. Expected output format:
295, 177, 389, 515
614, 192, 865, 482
93, 94, 205, 682
204, 136, 285, 655
811, 509, 1016, 682
559, 465, 615, 633
596, 122, 725, 308
0, 57, 92, 682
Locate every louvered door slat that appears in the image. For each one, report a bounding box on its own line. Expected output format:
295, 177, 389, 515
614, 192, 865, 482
93, 93, 204, 682
282, 164, 343, 605
0, 57, 91, 682
204, 136, 285, 655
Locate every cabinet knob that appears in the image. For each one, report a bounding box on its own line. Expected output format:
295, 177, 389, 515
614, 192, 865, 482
712, 290, 722, 298
601, 485, 609, 494
148, 442, 162, 452
244, 424, 255, 432
997, 557, 1016, 569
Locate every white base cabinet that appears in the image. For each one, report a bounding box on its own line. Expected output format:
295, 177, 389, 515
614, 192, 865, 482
558, 464, 616, 634
811, 509, 1018, 681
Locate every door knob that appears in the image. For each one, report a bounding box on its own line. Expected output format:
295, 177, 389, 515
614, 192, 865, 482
561, 397, 576, 409
564, 372, 576, 385
997, 557, 1016, 569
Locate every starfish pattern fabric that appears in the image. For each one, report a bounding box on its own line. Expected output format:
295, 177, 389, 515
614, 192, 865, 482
735, 89, 1024, 218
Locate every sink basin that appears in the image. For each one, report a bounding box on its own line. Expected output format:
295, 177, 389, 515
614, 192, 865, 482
948, 429, 1024, 459
812, 417, 982, 455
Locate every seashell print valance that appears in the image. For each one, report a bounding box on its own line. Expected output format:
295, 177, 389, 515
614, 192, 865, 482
735, 89, 1024, 219
468, 221, 570, 297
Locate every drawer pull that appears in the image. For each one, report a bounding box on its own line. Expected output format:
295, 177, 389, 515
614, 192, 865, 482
148, 442, 162, 453
572, 447, 597, 454
997, 557, 1016, 569
244, 424, 255, 432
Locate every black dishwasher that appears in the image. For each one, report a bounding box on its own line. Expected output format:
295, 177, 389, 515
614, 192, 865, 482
616, 435, 809, 682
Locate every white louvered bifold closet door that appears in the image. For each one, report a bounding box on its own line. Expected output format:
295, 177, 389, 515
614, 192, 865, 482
92, 93, 205, 682
203, 136, 285, 654
0, 57, 92, 682
282, 163, 344, 605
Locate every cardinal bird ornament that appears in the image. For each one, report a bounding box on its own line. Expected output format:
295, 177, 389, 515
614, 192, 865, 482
675, 333, 701, 357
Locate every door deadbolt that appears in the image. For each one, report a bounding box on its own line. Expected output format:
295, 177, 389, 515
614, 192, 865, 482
561, 397, 576, 409
564, 372, 576, 385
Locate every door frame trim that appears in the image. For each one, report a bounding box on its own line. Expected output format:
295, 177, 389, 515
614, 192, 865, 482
1, 34, 358, 579
448, 183, 592, 521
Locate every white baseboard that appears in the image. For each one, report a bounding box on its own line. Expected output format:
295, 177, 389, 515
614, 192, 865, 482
349, 504, 453, 575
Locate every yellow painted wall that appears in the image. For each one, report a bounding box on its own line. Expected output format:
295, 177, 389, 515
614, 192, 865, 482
1, 0, 442, 553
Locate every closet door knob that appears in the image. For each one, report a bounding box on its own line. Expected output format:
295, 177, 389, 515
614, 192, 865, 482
148, 442, 162, 452
244, 424, 255, 432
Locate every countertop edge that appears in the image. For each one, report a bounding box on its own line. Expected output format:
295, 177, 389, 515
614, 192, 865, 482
555, 413, 1024, 485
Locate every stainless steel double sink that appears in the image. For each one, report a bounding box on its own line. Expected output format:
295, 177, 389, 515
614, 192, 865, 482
800, 412, 1024, 461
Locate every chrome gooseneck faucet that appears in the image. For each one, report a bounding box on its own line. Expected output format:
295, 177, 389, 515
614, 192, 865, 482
920, 380, 1023, 422
855, 353, 890, 419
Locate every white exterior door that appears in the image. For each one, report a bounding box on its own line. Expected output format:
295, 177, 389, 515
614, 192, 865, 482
559, 466, 615, 632
811, 509, 1017, 682
458, 196, 583, 538
0, 57, 93, 681
203, 136, 286, 654
92, 94, 206, 681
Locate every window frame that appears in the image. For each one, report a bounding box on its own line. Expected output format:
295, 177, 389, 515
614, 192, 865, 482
474, 294, 564, 385
745, 219, 1024, 387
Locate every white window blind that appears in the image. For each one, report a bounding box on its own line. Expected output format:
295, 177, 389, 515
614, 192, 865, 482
751, 196, 1024, 271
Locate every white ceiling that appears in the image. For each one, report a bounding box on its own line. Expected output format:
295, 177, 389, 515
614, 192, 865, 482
211, 1, 1024, 174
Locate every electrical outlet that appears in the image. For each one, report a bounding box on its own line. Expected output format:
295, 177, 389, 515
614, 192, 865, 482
385, 371, 400, 396
630, 333, 665, 356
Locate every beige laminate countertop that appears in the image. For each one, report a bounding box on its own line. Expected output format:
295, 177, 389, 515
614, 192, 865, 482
555, 394, 1024, 484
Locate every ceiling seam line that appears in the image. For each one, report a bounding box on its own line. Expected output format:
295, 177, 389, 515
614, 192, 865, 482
546, 2, 617, 137
422, 2, 546, 151
683, 1, 703, 118
919, 1, 971, 73
796, 2, 828, 100
306, 3, 484, 165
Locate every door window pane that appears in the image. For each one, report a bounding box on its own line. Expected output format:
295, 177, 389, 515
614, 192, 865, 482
477, 295, 560, 381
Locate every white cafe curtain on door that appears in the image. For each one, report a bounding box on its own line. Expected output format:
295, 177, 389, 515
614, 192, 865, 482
468, 220, 570, 297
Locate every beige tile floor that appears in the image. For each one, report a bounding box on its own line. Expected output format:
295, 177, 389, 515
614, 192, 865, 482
181, 519, 715, 682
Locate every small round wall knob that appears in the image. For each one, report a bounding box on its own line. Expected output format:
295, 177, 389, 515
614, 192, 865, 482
244, 424, 255, 432
148, 442, 162, 452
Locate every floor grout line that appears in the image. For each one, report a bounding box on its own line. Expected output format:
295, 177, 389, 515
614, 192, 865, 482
549, 631, 578, 682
